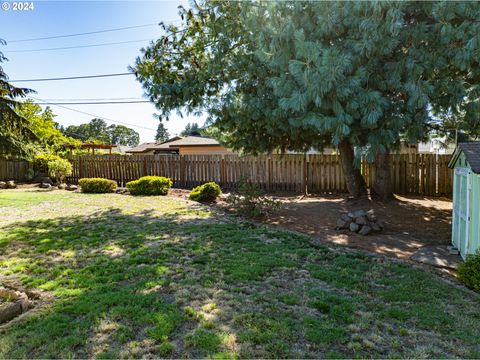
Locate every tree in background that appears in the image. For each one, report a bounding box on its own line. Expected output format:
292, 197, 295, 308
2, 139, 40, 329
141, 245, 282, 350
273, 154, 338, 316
133, 1, 480, 200
180, 122, 201, 136
0, 40, 38, 157
107, 125, 140, 147
16, 100, 78, 153
63, 119, 139, 146
154, 118, 170, 142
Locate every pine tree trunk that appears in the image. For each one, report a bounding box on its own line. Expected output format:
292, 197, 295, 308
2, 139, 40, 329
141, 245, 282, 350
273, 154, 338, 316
371, 150, 394, 202
338, 140, 368, 198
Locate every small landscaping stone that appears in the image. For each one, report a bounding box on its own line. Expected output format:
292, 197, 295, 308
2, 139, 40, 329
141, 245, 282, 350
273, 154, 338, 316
40, 183, 52, 189
349, 222, 360, 232
358, 225, 372, 236
0, 181, 6, 189
6, 180, 16, 189
355, 216, 367, 225
40, 177, 53, 185
353, 209, 366, 218
57, 183, 67, 190
66, 184, 78, 191
336, 218, 350, 230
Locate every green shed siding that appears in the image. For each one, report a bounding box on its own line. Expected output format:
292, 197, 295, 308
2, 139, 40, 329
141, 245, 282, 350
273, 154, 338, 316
468, 173, 480, 255
451, 151, 480, 258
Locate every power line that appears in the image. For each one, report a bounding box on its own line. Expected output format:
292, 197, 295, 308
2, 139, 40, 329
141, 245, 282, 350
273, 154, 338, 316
35, 100, 150, 105
10, 72, 133, 82
29, 96, 156, 131
41, 97, 143, 101
6, 39, 152, 53
7, 22, 160, 43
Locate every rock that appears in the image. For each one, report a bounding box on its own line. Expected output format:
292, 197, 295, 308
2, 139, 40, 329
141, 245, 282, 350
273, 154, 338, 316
40, 183, 52, 189
0, 181, 6, 189
349, 222, 360, 232
340, 213, 351, 222
355, 216, 367, 225
6, 180, 16, 189
57, 183, 67, 190
371, 223, 382, 232
358, 225, 372, 236
352, 209, 366, 219
115, 187, 127, 194
376, 220, 385, 230
347, 212, 355, 219
66, 184, 78, 191
366, 209, 377, 222
336, 218, 350, 230
40, 177, 53, 185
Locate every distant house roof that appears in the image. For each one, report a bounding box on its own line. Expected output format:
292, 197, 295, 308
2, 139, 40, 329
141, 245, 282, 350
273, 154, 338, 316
448, 142, 480, 174
164, 136, 221, 147
126, 136, 221, 154
126, 142, 158, 153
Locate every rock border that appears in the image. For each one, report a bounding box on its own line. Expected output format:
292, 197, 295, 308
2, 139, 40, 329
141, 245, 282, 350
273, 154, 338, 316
0, 288, 29, 324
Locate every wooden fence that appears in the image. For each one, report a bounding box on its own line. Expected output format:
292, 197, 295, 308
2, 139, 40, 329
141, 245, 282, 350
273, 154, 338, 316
66, 153, 453, 197
0, 158, 29, 181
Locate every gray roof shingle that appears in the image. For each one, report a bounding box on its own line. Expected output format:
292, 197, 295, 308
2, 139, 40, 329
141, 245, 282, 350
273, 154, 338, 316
459, 142, 480, 174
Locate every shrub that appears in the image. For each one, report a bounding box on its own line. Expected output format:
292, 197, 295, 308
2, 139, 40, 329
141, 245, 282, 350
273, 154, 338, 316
226, 178, 282, 217
24, 168, 35, 182
189, 182, 221, 202
79, 178, 117, 193
33, 153, 62, 173
126, 176, 172, 196
47, 158, 72, 184
458, 251, 480, 292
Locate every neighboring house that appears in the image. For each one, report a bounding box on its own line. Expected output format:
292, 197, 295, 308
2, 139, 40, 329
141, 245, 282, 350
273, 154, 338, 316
448, 142, 480, 259
127, 136, 231, 155
418, 138, 456, 155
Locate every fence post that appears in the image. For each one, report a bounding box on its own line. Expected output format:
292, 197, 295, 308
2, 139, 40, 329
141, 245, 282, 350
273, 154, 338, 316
79, 156, 83, 180
180, 155, 185, 187
143, 156, 148, 177
302, 153, 308, 195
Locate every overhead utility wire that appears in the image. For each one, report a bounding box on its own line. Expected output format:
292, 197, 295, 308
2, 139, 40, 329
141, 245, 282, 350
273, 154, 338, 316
35, 100, 150, 105
7, 39, 152, 53
7, 22, 160, 43
9, 72, 134, 82
29, 96, 156, 131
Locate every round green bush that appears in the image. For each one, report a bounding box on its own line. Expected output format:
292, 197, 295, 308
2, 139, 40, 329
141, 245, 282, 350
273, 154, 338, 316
458, 251, 480, 292
189, 182, 221, 202
47, 158, 73, 184
33, 153, 62, 173
79, 178, 117, 193
126, 176, 172, 196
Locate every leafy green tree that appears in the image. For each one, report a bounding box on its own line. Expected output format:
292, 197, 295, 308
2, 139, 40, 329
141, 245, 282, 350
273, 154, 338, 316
154, 118, 170, 142
16, 100, 77, 152
0, 40, 37, 157
63, 119, 139, 146
108, 124, 140, 146
180, 122, 201, 136
133, 1, 480, 200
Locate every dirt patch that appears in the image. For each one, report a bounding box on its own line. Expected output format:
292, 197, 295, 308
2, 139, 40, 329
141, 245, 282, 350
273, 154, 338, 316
209, 192, 452, 260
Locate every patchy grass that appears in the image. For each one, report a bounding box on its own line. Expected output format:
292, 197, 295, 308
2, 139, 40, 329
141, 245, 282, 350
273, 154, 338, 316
0, 189, 479, 358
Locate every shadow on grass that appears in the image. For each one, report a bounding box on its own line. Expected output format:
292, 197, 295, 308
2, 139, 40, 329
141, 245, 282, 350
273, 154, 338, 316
0, 205, 479, 359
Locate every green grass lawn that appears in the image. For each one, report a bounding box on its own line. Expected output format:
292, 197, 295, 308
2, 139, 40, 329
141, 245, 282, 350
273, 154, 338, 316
0, 189, 479, 358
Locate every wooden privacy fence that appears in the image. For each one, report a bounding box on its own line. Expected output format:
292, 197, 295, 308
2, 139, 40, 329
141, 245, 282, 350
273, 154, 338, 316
67, 153, 453, 197
0, 158, 29, 181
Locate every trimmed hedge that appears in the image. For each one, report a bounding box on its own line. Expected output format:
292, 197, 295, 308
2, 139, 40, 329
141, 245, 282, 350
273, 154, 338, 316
79, 178, 117, 193
189, 182, 221, 202
458, 251, 480, 292
126, 176, 172, 196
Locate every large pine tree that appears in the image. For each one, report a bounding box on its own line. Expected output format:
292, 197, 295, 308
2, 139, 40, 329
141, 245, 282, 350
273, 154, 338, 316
133, 1, 480, 200
0, 40, 37, 157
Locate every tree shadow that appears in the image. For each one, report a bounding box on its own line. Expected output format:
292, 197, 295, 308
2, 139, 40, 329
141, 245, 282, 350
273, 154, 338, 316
262, 193, 452, 259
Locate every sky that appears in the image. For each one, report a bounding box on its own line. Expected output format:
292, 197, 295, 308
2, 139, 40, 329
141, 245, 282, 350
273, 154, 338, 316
0, 0, 206, 144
